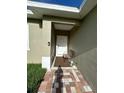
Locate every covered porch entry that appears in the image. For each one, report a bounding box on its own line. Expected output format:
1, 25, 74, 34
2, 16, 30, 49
51, 22, 76, 67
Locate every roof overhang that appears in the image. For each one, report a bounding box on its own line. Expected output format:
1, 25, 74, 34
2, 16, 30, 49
27, 0, 97, 20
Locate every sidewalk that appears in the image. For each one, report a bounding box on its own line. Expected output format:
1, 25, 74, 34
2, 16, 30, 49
37, 67, 93, 93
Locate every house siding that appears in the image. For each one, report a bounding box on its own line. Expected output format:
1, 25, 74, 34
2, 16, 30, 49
69, 6, 97, 92
27, 19, 51, 64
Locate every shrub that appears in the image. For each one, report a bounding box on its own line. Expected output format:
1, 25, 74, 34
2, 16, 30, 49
27, 64, 46, 93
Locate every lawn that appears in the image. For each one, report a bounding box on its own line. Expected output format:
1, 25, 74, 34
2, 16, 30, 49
27, 64, 46, 93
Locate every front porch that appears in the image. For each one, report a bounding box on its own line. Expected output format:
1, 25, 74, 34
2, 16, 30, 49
38, 67, 93, 93
27, 1, 97, 92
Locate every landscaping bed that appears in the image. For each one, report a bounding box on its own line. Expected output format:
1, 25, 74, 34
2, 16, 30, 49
27, 64, 46, 93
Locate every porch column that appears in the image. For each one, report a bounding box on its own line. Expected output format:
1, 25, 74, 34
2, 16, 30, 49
41, 20, 51, 70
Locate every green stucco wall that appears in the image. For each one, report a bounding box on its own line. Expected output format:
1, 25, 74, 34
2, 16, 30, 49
69, 6, 97, 92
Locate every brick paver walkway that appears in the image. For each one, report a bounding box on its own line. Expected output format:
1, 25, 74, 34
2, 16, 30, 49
38, 67, 93, 93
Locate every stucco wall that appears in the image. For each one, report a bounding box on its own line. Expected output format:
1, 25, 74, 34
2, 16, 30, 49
27, 19, 51, 64
69, 6, 97, 92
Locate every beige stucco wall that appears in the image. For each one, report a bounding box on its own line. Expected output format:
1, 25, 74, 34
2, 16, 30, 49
27, 19, 51, 64
69, 6, 97, 92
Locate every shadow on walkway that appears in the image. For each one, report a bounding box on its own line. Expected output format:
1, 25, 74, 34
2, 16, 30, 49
52, 65, 63, 93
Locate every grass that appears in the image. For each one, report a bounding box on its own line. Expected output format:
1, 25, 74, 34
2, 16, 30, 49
27, 64, 46, 93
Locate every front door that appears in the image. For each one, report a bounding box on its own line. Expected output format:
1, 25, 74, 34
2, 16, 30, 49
56, 35, 68, 57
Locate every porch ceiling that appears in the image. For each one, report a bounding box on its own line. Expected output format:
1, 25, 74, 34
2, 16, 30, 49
54, 23, 74, 31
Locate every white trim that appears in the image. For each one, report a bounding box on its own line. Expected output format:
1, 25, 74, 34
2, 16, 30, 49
83, 85, 92, 92
53, 21, 76, 25
27, 9, 34, 15
72, 69, 80, 82
51, 56, 56, 67
27, 1, 79, 13
62, 78, 73, 83
79, 0, 87, 11
63, 72, 70, 76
